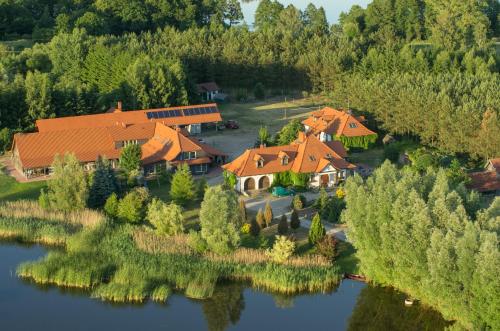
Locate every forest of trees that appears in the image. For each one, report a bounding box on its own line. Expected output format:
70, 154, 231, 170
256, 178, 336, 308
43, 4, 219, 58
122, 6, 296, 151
343, 162, 499, 330
0, 0, 499, 158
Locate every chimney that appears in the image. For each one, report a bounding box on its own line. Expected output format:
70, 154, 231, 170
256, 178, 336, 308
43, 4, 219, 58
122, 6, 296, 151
117, 101, 123, 112
259, 143, 266, 149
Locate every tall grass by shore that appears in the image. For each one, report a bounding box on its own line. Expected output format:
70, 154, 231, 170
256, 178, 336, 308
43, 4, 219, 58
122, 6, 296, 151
133, 228, 331, 268
17, 224, 342, 303
0, 217, 79, 245
0, 200, 105, 227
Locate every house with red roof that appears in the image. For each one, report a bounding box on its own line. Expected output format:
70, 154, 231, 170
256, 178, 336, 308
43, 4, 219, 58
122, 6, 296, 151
468, 158, 500, 194
222, 132, 356, 192
12, 103, 226, 179
302, 107, 377, 149
196, 82, 221, 102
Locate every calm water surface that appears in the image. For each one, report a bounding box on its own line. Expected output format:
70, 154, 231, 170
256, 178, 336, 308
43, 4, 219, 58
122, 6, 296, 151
0, 243, 448, 331
240, 0, 372, 25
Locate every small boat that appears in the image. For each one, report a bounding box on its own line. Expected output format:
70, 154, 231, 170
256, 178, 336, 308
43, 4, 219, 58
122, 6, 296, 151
404, 298, 414, 306
344, 274, 367, 282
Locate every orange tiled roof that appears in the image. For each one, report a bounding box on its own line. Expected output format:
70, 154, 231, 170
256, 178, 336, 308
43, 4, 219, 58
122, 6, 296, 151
468, 171, 500, 192
14, 122, 225, 170
302, 107, 376, 138
13, 128, 119, 169
222, 134, 355, 177
36, 103, 222, 132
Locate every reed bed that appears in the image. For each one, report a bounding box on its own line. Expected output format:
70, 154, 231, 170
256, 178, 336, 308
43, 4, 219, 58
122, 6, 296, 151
133, 229, 193, 255
0, 200, 105, 227
16, 224, 343, 304
0, 217, 78, 245
133, 228, 331, 268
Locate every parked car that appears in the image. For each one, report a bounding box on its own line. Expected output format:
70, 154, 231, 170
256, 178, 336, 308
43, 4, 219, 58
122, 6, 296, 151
225, 120, 239, 129
272, 186, 295, 197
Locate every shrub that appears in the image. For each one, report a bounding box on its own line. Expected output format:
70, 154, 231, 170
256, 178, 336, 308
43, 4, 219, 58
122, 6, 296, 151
256, 209, 266, 228
170, 163, 195, 205
187, 230, 208, 254
383, 143, 400, 163
199, 186, 240, 254
315, 187, 329, 210
316, 235, 338, 262
290, 209, 300, 230
264, 201, 273, 226
335, 188, 345, 199
146, 198, 184, 236
250, 217, 260, 237
321, 196, 346, 224
308, 213, 325, 245
117, 188, 149, 223
240, 223, 251, 235
291, 194, 305, 210
104, 193, 119, 219
278, 215, 289, 235
266, 236, 296, 263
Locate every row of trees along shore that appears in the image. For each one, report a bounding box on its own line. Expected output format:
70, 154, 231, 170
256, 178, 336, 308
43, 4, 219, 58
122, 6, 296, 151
0, 0, 499, 158
343, 161, 499, 330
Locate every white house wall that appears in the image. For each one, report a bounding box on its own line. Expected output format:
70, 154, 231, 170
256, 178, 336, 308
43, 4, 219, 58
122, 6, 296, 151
236, 174, 275, 192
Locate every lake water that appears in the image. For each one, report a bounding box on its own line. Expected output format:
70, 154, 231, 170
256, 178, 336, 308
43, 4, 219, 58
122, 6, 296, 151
0, 242, 449, 330
239, 0, 372, 25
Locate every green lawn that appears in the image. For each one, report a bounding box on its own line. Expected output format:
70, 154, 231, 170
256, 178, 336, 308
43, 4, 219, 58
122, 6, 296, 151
218, 96, 327, 134
0, 169, 46, 202
347, 147, 385, 168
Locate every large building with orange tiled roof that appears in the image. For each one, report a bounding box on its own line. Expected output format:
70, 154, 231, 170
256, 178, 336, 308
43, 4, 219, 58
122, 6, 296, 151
302, 107, 377, 146
222, 132, 356, 192
12, 103, 226, 179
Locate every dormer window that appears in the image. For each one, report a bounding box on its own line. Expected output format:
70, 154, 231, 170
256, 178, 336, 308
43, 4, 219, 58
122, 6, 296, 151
278, 151, 289, 166
309, 155, 316, 161
349, 123, 357, 128
254, 154, 264, 168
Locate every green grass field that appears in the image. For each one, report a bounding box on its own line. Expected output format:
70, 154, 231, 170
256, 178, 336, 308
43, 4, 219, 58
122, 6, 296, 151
0, 169, 46, 202
218, 96, 328, 134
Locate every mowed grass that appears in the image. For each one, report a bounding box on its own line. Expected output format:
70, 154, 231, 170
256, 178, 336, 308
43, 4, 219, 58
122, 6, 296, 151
218, 96, 328, 134
0, 168, 46, 202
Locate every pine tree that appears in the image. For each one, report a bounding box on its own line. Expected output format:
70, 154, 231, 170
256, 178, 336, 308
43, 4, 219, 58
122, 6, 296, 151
264, 201, 273, 226
170, 163, 195, 205
88, 156, 117, 208
290, 209, 300, 230
239, 199, 247, 223
278, 214, 289, 235
308, 213, 325, 245
256, 209, 266, 229
250, 217, 260, 237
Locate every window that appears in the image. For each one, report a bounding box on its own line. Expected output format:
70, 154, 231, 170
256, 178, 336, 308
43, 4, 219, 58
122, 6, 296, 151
182, 151, 197, 160
281, 156, 289, 165
349, 123, 357, 128
308, 155, 316, 161
257, 159, 264, 168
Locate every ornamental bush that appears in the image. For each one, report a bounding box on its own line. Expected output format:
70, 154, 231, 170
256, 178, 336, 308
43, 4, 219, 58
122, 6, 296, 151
170, 163, 195, 205
278, 214, 289, 235
308, 213, 326, 245
290, 209, 300, 230
117, 187, 149, 224
266, 236, 296, 263
264, 201, 273, 226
